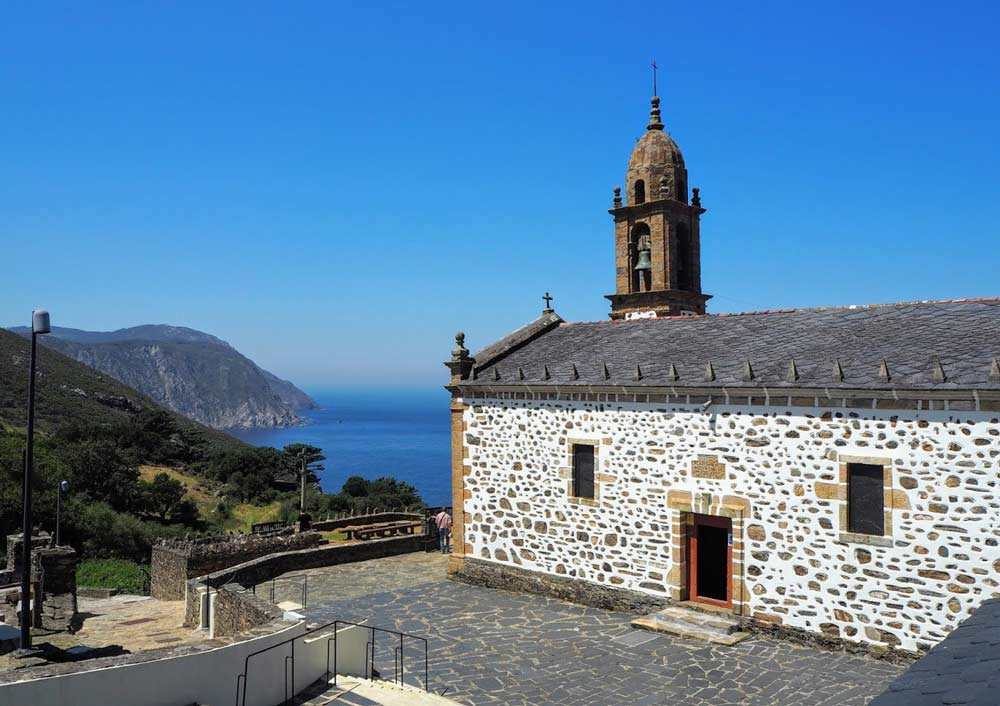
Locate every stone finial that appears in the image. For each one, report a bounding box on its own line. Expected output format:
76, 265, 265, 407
932, 357, 947, 384
667, 362, 679, 382
518, 366, 525, 381
543, 365, 551, 381
613, 186, 622, 209
446, 331, 474, 383
705, 361, 716, 382
492, 367, 501, 381
990, 357, 1000, 384
742, 359, 755, 382
647, 96, 664, 131
786, 359, 799, 382
692, 187, 701, 208
602, 361, 611, 380
633, 364, 643, 381
833, 359, 845, 383
451, 332, 469, 361
878, 359, 891, 383
571, 363, 579, 380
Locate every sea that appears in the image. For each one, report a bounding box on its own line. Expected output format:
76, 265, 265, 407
231, 387, 452, 507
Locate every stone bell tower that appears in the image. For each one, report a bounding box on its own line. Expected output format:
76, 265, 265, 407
605, 92, 711, 320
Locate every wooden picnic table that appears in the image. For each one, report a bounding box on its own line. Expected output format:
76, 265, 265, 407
343, 520, 422, 541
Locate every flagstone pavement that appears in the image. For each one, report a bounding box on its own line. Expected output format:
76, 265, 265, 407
296, 553, 905, 706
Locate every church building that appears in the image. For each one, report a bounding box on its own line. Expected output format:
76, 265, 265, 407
444, 91, 1000, 654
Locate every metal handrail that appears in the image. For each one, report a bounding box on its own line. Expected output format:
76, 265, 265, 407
235, 618, 338, 706
325, 620, 429, 692
234, 618, 430, 705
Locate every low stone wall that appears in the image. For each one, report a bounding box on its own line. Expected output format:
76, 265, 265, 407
451, 557, 670, 614
311, 512, 423, 532
185, 534, 424, 628
213, 584, 285, 637
151, 531, 321, 600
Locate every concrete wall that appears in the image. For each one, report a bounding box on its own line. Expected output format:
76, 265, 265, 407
0, 622, 373, 706
459, 398, 1000, 652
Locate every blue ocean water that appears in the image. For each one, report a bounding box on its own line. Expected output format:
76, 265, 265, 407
231, 387, 452, 506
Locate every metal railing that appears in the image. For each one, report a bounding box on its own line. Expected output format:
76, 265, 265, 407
252, 573, 308, 609
326, 620, 428, 692
234, 619, 429, 706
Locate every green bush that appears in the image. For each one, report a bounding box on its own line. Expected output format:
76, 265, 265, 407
77, 558, 149, 594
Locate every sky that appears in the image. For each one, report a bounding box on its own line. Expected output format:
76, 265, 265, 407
2, 1, 998, 388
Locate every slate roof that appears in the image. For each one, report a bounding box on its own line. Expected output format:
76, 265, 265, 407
465, 299, 1000, 391
868, 598, 1000, 706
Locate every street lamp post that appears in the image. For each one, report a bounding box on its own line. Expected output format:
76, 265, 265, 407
56, 480, 69, 547
17, 309, 50, 656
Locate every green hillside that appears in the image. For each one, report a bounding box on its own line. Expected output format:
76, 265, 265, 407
0, 328, 244, 455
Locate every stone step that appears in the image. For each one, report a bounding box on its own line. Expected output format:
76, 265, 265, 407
631, 605, 750, 646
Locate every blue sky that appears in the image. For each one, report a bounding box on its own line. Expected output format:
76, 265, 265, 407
2, 1, 997, 388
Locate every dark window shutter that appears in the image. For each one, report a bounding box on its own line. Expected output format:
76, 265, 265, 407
848, 463, 884, 535
573, 445, 595, 499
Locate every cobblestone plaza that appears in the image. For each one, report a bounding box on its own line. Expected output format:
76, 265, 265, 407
298, 553, 904, 706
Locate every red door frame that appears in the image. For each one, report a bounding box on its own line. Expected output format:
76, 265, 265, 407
687, 513, 733, 610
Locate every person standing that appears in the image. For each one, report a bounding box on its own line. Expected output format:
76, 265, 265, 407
435, 508, 452, 554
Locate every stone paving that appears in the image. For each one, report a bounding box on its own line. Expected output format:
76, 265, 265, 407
0, 594, 197, 673
299, 553, 905, 706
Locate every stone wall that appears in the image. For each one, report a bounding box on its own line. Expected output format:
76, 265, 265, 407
455, 557, 669, 613
311, 512, 423, 532
184, 534, 424, 627
459, 398, 1000, 652
151, 531, 321, 600
212, 584, 285, 638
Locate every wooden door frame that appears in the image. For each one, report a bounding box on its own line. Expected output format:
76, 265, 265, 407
687, 513, 733, 610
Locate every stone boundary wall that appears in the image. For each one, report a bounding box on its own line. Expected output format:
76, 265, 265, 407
151, 531, 321, 600
453, 556, 669, 614
184, 534, 424, 627
311, 512, 423, 532
213, 584, 285, 637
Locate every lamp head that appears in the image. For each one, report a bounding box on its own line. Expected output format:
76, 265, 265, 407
32, 310, 51, 335
59, 480, 69, 493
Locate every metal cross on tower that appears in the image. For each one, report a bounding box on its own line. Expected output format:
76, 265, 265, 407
652, 60, 658, 96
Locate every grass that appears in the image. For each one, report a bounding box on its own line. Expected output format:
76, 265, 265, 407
77, 558, 149, 594
219, 501, 284, 533
320, 530, 348, 542
140, 465, 218, 516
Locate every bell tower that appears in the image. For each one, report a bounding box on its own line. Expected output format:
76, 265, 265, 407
605, 89, 711, 320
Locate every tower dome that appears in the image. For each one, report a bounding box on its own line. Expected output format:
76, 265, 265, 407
625, 97, 688, 206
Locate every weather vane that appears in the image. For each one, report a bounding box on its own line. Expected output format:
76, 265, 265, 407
652, 59, 658, 96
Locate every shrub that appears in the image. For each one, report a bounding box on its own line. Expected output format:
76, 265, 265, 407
77, 558, 149, 595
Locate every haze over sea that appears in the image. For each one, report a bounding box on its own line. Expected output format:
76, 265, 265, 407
232, 388, 452, 507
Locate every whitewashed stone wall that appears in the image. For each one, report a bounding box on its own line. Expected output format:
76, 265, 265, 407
461, 399, 1000, 652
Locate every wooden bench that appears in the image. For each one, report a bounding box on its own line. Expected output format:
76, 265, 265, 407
344, 520, 421, 541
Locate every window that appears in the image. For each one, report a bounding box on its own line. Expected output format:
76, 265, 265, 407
675, 222, 691, 291
848, 463, 884, 535
572, 444, 595, 500
634, 180, 646, 205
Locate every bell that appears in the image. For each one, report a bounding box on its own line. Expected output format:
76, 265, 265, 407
634, 247, 652, 272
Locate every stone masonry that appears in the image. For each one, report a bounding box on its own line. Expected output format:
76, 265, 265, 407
151, 530, 321, 600
456, 398, 1000, 653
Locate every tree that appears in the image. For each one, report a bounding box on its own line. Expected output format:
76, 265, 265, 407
60, 438, 140, 511
281, 444, 326, 514
140, 472, 186, 522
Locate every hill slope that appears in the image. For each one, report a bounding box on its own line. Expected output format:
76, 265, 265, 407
9, 325, 317, 430
0, 328, 244, 454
